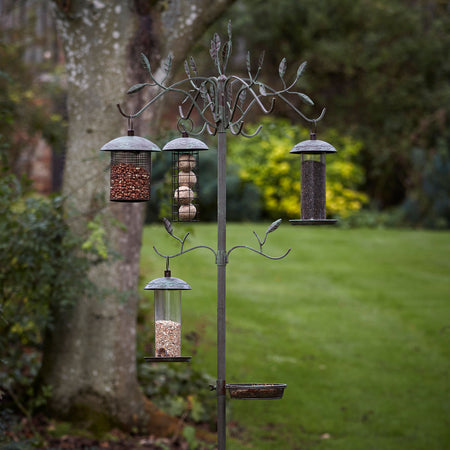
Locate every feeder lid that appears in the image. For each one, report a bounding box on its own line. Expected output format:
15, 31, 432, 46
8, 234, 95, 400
100, 135, 161, 152
163, 136, 208, 152
290, 133, 336, 154
144, 276, 192, 291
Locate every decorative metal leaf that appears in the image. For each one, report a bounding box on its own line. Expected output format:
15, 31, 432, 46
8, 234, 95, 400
296, 61, 307, 78
184, 60, 190, 78
246, 51, 251, 73
210, 33, 221, 64
239, 89, 247, 107
222, 41, 231, 72
266, 219, 282, 234
296, 92, 314, 106
140, 53, 151, 74
227, 20, 232, 41
258, 51, 265, 70
279, 57, 287, 79
163, 217, 173, 236
259, 83, 267, 96
127, 83, 147, 94
164, 54, 173, 75
190, 56, 198, 76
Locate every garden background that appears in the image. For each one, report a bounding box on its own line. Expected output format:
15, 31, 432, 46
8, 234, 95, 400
1, 0, 449, 448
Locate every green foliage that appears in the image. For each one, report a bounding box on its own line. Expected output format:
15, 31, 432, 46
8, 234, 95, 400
212, 0, 450, 225
0, 172, 95, 416
227, 118, 368, 219
401, 142, 450, 229
138, 363, 216, 425
0, 41, 67, 170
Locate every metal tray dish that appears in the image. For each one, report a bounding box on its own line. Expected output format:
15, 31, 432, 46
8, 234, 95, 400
226, 383, 286, 399
144, 356, 192, 363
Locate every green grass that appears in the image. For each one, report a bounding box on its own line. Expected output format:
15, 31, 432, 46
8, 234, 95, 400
139, 223, 450, 449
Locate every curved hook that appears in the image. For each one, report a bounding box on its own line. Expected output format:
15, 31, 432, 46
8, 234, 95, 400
177, 118, 195, 134
116, 103, 132, 119
266, 97, 276, 115
240, 124, 263, 138
229, 121, 244, 135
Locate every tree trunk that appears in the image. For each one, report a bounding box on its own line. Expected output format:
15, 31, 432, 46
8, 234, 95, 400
40, 0, 234, 433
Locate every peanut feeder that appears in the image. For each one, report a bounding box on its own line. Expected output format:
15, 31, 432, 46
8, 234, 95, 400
100, 128, 161, 202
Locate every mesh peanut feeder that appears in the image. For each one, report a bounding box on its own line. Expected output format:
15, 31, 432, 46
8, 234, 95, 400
100, 125, 161, 202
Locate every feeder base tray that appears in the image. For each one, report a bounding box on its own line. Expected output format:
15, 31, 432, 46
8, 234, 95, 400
144, 356, 192, 363
226, 383, 286, 399
290, 219, 337, 226
110, 199, 149, 203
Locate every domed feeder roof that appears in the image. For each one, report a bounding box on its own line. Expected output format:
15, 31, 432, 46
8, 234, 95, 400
290, 134, 336, 154
101, 135, 161, 152
163, 136, 208, 152
144, 276, 192, 290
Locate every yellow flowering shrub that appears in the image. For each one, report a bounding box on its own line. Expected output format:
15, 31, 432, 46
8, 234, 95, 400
227, 118, 368, 219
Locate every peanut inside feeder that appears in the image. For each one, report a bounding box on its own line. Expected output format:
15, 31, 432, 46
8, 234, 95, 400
163, 135, 208, 222
100, 132, 161, 202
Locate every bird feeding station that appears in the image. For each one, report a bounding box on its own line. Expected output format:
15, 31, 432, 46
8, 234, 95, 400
144, 263, 192, 362
290, 131, 337, 225
101, 22, 336, 449
100, 115, 161, 202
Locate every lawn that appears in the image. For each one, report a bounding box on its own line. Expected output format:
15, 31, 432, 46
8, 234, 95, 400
139, 223, 450, 449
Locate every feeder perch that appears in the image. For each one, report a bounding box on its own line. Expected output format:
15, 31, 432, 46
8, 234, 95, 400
144, 268, 192, 362
100, 129, 161, 202
289, 132, 337, 225
163, 132, 208, 222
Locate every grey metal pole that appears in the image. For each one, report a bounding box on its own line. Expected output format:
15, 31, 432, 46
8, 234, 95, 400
216, 75, 227, 450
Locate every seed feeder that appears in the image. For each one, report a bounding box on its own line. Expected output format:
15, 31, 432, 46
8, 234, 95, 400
144, 263, 192, 362
100, 119, 161, 202
289, 132, 337, 225
162, 129, 208, 222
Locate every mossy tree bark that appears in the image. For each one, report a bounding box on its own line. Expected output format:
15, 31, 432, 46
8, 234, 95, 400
40, 0, 233, 433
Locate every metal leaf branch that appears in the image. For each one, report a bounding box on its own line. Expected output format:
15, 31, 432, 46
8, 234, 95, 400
117, 21, 325, 136
152, 217, 216, 260
153, 218, 289, 263
227, 219, 291, 261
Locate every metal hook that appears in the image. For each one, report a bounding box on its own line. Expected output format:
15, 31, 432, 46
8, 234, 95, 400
116, 103, 132, 118
310, 120, 318, 139
165, 256, 170, 271
176, 118, 194, 135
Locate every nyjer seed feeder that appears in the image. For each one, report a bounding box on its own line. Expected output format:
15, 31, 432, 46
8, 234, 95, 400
144, 267, 192, 362
100, 124, 161, 202
289, 132, 337, 225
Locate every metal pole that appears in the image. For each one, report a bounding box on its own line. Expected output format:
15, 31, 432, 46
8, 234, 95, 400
216, 75, 227, 450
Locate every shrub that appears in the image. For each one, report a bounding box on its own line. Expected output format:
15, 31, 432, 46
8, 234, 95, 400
0, 172, 95, 415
